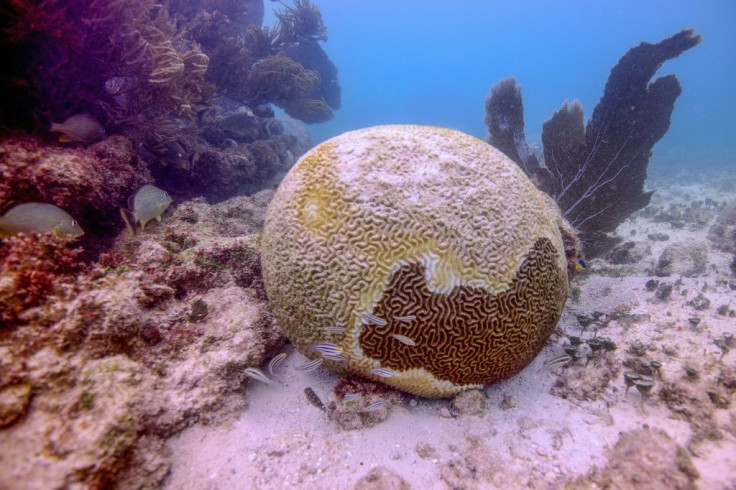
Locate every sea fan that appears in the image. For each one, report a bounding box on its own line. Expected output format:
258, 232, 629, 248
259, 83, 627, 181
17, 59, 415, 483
485, 29, 702, 257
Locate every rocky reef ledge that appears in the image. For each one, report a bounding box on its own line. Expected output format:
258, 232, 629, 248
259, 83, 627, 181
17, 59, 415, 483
0, 192, 283, 488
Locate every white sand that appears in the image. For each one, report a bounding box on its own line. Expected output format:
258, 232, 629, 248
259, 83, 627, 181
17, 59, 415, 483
166, 179, 736, 489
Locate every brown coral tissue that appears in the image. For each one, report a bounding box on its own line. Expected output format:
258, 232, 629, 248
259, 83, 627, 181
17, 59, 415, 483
484, 29, 702, 258
0, 233, 86, 326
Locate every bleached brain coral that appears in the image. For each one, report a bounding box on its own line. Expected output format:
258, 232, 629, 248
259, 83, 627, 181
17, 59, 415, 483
261, 125, 577, 398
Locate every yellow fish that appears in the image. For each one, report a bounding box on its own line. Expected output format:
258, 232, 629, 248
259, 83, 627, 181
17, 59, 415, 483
575, 256, 587, 272
0, 202, 84, 238
120, 184, 172, 234
50, 113, 106, 145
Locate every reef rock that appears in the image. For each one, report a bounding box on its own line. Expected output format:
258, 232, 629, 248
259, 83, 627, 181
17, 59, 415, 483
570, 429, 699, 489
261, 125, 580, 398
0, 136, 150, 235
0, 191, 282, 488
606, 241, 652, 265
655, 240, 709, 277
707, 200, 736, 254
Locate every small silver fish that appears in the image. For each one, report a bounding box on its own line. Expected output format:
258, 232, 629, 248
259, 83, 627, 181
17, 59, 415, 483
50, 113, 105, 144
104, 76, 132, 95
365, 400, 386, 412
343, 393, 360, 402
364, 312, 387, 326
304, 387, 327, 413
324, 326, 347, 335
124, 184, 173, 231
392, 315, 416, 323
390, 333, 416, 346
370, 367, 394, 378
244, 367, 271, 385
268, 353, 287, 376
537, 354, 572, 373
0, 203, 84, 239
295, 358, 323, 371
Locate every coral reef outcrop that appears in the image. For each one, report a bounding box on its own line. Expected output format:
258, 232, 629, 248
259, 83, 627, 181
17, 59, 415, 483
0, 136, 150, 235
569, 429, 699, 489
485, 29, 701, 257
261, 125, 581, 398
655, 240, 710, 277
0, 192, 283, 488
1, 0, 340, 202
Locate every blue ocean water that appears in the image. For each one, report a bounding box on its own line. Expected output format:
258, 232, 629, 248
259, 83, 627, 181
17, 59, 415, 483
268, 1, 736, 173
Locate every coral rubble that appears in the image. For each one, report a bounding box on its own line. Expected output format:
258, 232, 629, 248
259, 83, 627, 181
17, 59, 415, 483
570, 429, 699, 489
485, 29, 701, 257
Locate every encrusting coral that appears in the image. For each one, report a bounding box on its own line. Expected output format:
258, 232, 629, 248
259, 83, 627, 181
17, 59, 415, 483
0, 233, 86, 327
261, 125, 582, 398
485, 29, 702, 257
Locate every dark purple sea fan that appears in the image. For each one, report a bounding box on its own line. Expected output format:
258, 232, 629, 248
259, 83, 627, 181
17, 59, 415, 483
485, 29, 702, 257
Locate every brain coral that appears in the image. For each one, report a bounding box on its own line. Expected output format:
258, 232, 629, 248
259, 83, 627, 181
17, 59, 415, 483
261, 125, 579, 398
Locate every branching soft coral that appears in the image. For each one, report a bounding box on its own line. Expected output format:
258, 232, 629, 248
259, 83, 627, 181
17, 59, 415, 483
0, 233, 87, 326
201, 0, 338, 123
1, 0, 211, 135
275, 0, 327, 43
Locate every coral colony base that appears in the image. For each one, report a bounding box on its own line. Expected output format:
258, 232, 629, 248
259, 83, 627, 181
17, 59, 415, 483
261, 125, 581, 397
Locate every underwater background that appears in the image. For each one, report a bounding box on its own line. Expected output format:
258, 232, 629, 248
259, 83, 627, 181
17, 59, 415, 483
1, 0, 736, 488
266, 0, 736, 173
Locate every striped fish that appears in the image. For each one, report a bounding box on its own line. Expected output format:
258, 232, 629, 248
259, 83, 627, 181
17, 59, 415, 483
244, 367, 271, 385
370, 367, 394, 378
364, 313, 387, 326
392, 315, 416, 323
324, 326, 347, 335
295, 358, 323, 371
366, 400, 386, 412
304, 387, 328, 413
390, 333, 416, 346
343, 393, 360, 402
268, 353, 287, 376
537, 354, 572, 372
312, 342, 347, 361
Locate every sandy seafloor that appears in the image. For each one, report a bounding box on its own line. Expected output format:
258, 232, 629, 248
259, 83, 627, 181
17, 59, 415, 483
165, 170, 736, 489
